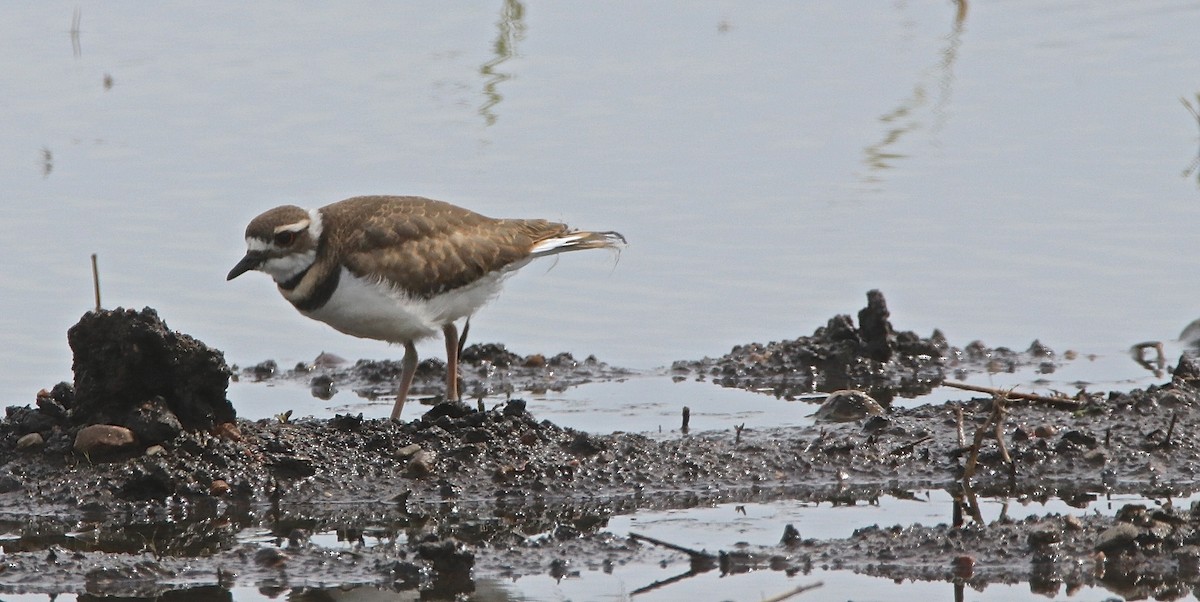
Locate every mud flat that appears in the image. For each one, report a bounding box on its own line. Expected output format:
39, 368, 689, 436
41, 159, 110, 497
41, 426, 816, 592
2, 293, 1199, 599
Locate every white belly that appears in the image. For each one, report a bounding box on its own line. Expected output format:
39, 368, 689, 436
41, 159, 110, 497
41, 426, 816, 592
302, 267, 510, 343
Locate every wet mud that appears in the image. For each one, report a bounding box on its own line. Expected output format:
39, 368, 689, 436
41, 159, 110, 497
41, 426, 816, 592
3, 294, 1200, 598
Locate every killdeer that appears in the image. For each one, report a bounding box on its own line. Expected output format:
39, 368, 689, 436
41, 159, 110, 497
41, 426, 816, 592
227, 195, 624, 420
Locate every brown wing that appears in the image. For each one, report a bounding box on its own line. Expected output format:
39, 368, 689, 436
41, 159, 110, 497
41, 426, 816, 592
327, 196, 570, 298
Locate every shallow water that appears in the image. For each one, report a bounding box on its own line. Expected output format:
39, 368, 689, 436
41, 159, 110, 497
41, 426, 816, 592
3, 2, 1200, 599
3, 2, 1200, 400
2, 489, 1192, 600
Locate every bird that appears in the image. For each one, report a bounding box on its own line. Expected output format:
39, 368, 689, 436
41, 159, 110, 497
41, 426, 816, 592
227, 195, 625, 420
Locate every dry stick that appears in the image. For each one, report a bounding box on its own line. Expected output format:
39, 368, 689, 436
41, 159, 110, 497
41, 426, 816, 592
628, 532, 714, 560
90, 253, 101, 311
943, 380, 1080, 409
963, 394, 1014, 481
760, 581, 825, 602
1166, 411, 1179, 446
993, 397, 1012, 465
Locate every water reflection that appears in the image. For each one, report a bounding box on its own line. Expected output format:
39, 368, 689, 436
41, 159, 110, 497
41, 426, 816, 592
861, 0, 967, 181
1183, 93, 1200, 187
479, 0, 526, 126
69, 7, 82, 59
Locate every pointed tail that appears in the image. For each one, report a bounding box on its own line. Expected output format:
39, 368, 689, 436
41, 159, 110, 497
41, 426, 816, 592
530, 230, 626, 258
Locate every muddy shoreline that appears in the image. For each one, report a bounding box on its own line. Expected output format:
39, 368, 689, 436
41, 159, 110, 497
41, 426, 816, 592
2, 292, 1199, 599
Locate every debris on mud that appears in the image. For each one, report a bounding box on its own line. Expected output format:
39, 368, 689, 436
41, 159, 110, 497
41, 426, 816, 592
6, 302, 1200, 597
674, 289, 1074, 403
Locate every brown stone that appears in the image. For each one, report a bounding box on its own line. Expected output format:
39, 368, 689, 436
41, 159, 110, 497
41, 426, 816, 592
214, 422, 242, 442
74, 424, 137, 455
16, 433, 44, 450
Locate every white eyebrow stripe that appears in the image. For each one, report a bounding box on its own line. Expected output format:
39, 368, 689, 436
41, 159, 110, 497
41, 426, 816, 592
275, 218, 311, 234
246, 238, 270, 252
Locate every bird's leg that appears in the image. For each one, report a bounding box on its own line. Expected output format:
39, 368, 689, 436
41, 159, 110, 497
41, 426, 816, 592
458, 318, 470, 360
391, 341, 418, 421
443, 322, 460, 402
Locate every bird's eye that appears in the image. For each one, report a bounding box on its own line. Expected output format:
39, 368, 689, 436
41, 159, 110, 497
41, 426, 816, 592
274, 231, 297, 246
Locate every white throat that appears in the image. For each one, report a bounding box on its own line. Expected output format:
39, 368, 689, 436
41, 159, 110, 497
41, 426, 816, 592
260, 249, 316, 284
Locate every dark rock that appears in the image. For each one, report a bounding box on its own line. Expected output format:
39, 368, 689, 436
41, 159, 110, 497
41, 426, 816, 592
1096, 523, 1141, 555
460, 343, 522, 367
1175, 355, 1200, 384
248, 359, 277, 380
329, 413, 363, 431
310, 375, 336, 400
67, 307, 234, 430
123, 397, 183, 445
503, 399, 528, 417
6, 406, 56, 436
417, 539, 474, 575
271, 455, 317, 479
567, 431, 605, 456
0, 474, 21, 494
423, 400, 473, 422
858, 289, 895, 362
780, 524, 801, 546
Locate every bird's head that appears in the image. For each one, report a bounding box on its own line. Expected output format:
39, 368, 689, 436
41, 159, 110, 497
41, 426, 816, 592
227, 205, 322, 284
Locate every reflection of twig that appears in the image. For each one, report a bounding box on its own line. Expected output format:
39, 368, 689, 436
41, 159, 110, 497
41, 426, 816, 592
70, 7, 82, 58
1183, 95, 1200, 186
1183, 94, 1200, 125
954, 480, 984, 525
630, 566, 707, 596
478, 0, 526, 126
861, 1, 966, 181
1131, 341, 1166, 377
40, 147, 53, 178
943, 381, 1080, 409
761, 581, 825, 602
628, 532, 716, 596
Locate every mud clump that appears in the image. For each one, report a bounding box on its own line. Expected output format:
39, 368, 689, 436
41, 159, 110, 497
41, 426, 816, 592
675, 290, 947, 402
67, 307, 235, 431
5, 308, 235, 455
676, 290, 1074, 404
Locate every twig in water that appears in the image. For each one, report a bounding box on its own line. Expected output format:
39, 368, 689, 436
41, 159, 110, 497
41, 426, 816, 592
681, 406, 690, 434
943, 381, 1079, 409
891, 434, 932, 456
90, 253, 101, 311
628, 532, 714, 560
734, 422, 745, 444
